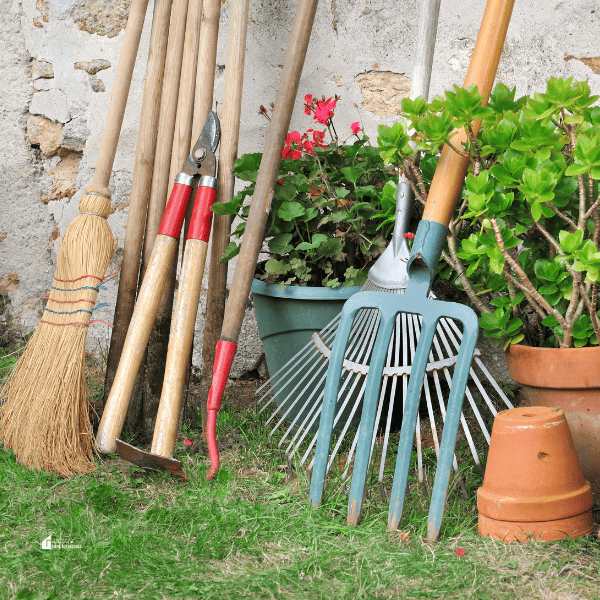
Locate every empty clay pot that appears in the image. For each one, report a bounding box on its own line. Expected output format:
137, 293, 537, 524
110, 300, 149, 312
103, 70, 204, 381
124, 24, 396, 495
477, 406, 595, 543
505, 344, 600, 494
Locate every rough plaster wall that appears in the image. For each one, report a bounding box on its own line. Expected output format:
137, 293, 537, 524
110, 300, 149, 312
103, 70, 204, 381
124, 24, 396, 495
1, 0, 600, 383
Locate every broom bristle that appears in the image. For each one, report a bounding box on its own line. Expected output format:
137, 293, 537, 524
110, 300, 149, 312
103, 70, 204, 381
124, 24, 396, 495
0, 187, 115, 477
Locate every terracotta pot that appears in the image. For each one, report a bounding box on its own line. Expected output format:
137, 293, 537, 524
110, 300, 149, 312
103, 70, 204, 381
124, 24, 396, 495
478, 406, 594, 542
505, 344, 600, 494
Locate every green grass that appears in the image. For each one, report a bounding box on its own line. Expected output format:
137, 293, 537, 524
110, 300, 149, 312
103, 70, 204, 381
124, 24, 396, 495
1, 400, 599, 599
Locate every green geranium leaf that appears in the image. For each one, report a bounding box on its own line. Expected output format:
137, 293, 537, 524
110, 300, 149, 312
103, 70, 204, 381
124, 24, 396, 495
268, 233, 294, 254
233, 152, 262, 181
340, 167, 364, 186
265, 258, 292, 276
278, 201, 305, 221
219, 241, 240, 263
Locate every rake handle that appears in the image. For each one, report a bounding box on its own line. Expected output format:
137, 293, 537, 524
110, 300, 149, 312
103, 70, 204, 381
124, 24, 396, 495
421, 0, 514, 228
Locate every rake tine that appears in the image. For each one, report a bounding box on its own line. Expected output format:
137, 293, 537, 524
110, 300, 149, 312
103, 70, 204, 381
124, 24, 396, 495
275, 371, 327, 448
306, 375, 368, 470
474, 356, 514, 408
365, 323, 396, 474
407, 315, 425, 484
266, 351, 327, 426
431, 370, 460, 473
327, 375, 368, 473
255, 313, 342, 398
440, 366, 483, 472
377, 313, 403, 482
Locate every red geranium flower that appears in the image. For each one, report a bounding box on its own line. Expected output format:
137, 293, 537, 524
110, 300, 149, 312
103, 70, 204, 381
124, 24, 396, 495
314, 97, 336, 125
286, 131, 302, 145
403, 232, 415, 240
455, 548, 466, 557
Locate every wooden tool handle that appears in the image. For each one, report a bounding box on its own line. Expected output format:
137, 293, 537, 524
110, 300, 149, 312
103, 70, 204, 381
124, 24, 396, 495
151, 182, 217, 457
92, 0, 150, 190
95, 235, 179, 453
103, 0, 174, 399
220, 0, 319, 344
96, 182, 193, 453
201, 0, 249, 383
192, 0, 222, 140
421, 0, 514, 226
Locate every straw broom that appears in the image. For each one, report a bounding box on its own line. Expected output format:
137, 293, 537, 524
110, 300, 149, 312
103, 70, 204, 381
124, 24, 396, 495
0, 0, 150, 477
0, 193, 114, 476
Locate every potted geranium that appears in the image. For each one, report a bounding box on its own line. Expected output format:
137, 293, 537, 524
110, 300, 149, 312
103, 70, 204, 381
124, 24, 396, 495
212, 94, 396, 414
377, 77, 600, 492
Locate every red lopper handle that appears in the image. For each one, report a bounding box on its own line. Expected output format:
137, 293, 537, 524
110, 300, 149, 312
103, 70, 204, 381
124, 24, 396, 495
188, 178, 217, 241
206, 340, 237, 480
158, 182, 192, 238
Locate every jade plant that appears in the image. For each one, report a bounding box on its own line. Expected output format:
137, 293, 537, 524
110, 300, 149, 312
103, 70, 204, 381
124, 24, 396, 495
213, 95, 397, 288
378, 77, 600, 349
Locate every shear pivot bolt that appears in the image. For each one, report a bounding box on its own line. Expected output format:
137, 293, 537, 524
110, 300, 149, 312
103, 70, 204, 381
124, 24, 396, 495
194, 148, 207, 161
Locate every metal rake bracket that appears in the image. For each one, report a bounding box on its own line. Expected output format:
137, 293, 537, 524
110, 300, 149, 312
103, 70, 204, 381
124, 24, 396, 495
312, 330, 482, 376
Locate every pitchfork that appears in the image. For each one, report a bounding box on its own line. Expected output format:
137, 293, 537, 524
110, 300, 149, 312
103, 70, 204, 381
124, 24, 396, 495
308, 0, 515, 541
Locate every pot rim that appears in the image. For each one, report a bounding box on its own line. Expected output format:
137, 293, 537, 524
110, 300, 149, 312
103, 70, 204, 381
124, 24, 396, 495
251, 278, 362, 300
505, 343, 600, 388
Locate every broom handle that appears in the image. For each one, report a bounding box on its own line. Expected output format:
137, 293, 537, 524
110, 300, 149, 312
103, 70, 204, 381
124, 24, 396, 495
91, 0, 150, 190
421, 0, 514, 227
103, 0, 173, 401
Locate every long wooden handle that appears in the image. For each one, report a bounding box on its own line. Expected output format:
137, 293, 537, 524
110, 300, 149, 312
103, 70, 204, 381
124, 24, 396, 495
169, 0, 204, 197
141, 0, 190, 272
192, 0, 222, 139
152, 183, 217, 457
421, 0, 514, 226
92, 0, 150, 189
96, 235, 179, 453
220, 0, 319, 344
201, 0, 249, 380
103, 0, 173, 400
205, 0, 319, 480
96, 182, 193, 453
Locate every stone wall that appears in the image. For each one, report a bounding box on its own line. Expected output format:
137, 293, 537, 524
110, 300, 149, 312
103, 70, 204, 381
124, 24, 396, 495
1, 0, 600, 383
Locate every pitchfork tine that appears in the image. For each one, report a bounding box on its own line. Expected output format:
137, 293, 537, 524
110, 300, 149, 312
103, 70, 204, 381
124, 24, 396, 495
347, 299, 398, 524
387, 290, 479, 540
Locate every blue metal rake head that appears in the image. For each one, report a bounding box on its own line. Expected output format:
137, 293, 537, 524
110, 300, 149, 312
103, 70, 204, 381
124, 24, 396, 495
309, 220, 480, 542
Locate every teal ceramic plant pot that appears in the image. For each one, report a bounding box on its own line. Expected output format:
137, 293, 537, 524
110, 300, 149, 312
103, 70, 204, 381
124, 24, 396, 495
251, 279, 361, 431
